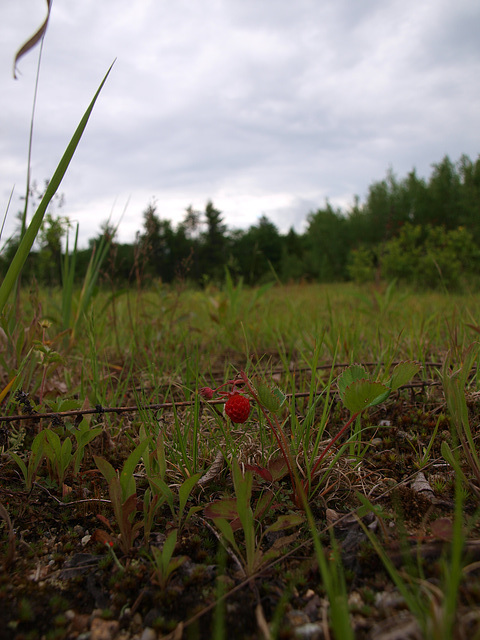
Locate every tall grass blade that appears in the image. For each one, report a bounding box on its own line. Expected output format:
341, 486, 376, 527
70, 227, 114, 343
0, 62, 114, 316
61, 223, 79, 333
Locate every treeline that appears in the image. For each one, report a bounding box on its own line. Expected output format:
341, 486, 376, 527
2, 154, 480, 289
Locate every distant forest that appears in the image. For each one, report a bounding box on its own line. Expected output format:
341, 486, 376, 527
2, 153, 480, 290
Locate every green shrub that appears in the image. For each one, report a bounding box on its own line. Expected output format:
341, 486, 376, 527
347, 247, 377, 283
381, 223, 480, 289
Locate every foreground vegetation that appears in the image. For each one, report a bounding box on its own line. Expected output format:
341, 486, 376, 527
1, 281, 480, 639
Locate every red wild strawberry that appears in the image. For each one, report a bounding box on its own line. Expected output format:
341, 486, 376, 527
224, 393, 250, 423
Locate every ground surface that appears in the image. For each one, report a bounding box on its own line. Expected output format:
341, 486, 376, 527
1, 283, 480, 639
1, 359, 480, 640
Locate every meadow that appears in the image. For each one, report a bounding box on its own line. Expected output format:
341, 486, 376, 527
1, 279, 480, 640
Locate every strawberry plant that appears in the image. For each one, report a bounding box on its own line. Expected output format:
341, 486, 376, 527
200, 361, 420, 508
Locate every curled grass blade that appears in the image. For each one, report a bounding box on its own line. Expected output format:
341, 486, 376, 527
13, 0, 52, 79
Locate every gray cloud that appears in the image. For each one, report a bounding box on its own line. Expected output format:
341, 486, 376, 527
1, 0, 479, 247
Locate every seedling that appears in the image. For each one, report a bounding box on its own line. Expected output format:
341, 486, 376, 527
94, 438, 150, 553
10, 430, 48, 490
150, 529, 187, 589
204, 461, 303, 577
42, 430, 74, 488
147, 472, 202, 532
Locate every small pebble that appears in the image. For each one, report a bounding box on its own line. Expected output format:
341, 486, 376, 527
90, 617, 119, 640
141, 628, 157, 640
287, 610, 310, 626
294, 622, 324, 639
130, 612, 143, 634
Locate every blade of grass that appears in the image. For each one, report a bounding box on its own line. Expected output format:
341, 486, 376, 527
0, 61, 114, 316
70, 226, 115, 343
61, 222, 79, 333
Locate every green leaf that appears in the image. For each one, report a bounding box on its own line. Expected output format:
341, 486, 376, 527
164, 555, 187, 576
256, 380, 286, 413
252, 492, 274, 520
441, 441, 466, 481
389, 361, 421, 391
232, 461, 253, 520
31, 430, 48, 456
232, 461, 255, 562
61, 437, 73, 468
264, 514, 304, 534
108, 476, 124, 524
151, 535, 187, 587
46, 398, 81, 413
178, 473, 201, 517
337, 365, 368, 400
342, 380, 389, 413
213, 517, 238, 550
9, 452, 28, 484
76, 425, 102, 449
120, 438, 150, 501
94, 455, 117, 485
161, 529, 178, 567
74, 426, 102, 475
70, 227, 115, 342
204, 498, 238, 520
44, 430, 61, 461
368, 388, 391, 407
149, 477, 174, 511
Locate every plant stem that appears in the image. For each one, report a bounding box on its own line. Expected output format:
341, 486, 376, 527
106, 543, 124, 571
306, 410, 360, 493
239, 371, 306, 508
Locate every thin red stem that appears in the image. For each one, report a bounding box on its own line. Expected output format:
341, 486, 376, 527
239, 371, 305, 507
214, 378, 245, 395
305, 410, 361, 494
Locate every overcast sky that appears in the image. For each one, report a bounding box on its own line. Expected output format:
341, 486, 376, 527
1, 0, 480, 247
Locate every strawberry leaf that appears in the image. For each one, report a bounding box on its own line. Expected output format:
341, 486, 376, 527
267, 456, 290, 481
338, 365, 368, 400
256, 381, 286, 413
389, 361, 421, 391
342, 379, 389, 413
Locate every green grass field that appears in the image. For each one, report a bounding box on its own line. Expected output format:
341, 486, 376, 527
1, 280, 480, 639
